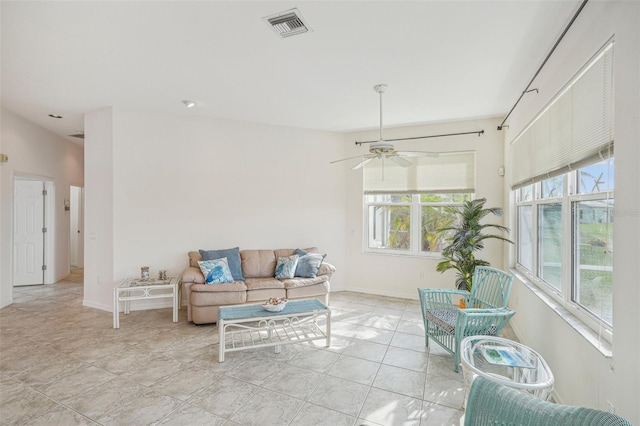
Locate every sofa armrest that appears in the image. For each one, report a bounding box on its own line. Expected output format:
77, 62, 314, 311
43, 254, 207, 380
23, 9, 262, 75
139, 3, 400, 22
182, 266, 205, 284
317, 262, 336, 277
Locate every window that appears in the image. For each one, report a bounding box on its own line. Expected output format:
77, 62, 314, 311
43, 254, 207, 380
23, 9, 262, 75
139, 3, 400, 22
365, 193, 472, 256
420, 194, 472, 252
366, 194, 412, 251
363, 151, 475, 257
572, 158, 614, 324
538, 203, 562, 291
510, 41, 614, 337
516, 204, 533, 271
515, 159, 614, 332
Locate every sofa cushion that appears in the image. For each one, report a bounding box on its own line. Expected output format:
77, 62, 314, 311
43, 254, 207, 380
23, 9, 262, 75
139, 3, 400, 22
244, 277, 285, 291
274, 247, 318, 259
190, 281, 247, 293
294, 249, 326, 278
240, 250, 277, 278
199, 247, 244, 281
281, 275, 328, 289
188, 251, 202, 268
189, 281, 247, 308
275, 255, 299, 279
286, 282, 329, 300
246, 288, 287, 302
424, 309, 458, 334
274, 248, 296, 259
198, 258, 234, 284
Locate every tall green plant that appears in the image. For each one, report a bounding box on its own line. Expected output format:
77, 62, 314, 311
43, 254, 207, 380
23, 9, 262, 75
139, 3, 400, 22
435, 198, 513, 291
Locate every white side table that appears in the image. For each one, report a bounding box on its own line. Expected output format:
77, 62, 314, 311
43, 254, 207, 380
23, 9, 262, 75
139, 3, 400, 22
460, 336, 554, 409
113, 276, 179, 329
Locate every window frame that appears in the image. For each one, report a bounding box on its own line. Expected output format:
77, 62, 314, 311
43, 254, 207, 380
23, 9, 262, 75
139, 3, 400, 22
514, 166, 614, 343
365, 195, 413, 255
363, 193, 473, 257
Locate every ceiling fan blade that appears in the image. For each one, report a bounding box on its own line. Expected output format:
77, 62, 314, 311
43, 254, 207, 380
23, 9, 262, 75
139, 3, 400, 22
330, 154, 371, 164
387, 155, 412, 167
395, 151, 439, 158
352, 157, 374, 170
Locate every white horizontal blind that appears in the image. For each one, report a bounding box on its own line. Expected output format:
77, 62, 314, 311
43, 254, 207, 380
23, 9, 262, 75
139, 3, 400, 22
363, 151, 475, 194
510, 41, 614, 189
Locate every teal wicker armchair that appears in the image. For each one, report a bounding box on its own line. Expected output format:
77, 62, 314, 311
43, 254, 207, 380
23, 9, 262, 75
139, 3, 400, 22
465, 376, 633, 426
418, 266, 515, 372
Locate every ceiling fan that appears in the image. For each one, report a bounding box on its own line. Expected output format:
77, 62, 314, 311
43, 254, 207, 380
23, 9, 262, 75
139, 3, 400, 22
331, 84, 439, 170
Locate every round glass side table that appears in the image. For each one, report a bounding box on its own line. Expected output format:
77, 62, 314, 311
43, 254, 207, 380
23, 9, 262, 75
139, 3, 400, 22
460, 335, 554, 409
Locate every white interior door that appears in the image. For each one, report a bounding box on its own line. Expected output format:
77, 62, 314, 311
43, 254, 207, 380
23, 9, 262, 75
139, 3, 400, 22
14, 179, 45, 286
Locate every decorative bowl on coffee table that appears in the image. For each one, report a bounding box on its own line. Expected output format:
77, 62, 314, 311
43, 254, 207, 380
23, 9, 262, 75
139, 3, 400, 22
263, 297, 287, 312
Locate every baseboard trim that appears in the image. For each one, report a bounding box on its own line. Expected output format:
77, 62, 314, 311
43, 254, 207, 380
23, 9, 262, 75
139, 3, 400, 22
342, 285, 419, 301
84, 298, 175, 313
83, 300, 112, 312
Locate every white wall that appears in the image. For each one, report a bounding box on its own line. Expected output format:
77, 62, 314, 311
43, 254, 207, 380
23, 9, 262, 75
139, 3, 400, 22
83, 108, 348, 311
83, 108, 115, 310
0, 108, 84, 307
343, 118, 507, 300
504, 2, 639, 422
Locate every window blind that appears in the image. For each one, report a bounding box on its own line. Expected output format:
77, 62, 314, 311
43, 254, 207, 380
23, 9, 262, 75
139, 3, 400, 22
363, 151, 475, 194
510, 41, 614, 189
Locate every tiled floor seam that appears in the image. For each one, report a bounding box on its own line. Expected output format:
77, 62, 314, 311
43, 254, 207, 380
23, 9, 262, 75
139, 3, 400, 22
3, 273, 471, 425
22, 389, 98, 426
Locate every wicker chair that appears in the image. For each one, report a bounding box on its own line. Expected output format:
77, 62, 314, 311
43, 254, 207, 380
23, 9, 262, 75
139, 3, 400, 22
418, 266, 515, 372
465, 376, 633, 426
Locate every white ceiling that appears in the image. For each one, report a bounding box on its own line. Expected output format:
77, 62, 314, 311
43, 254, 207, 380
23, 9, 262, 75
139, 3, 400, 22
1, 1, 582, 144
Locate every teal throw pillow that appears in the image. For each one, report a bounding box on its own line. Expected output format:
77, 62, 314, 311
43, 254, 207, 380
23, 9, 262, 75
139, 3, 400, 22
275, 255, 299, 280
294, 249, 326, 278
199, 247, 244, 281
198, 258, 234, 284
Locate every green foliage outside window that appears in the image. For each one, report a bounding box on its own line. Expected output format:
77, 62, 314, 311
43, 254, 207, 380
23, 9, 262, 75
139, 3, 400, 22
367, 193, 472, 254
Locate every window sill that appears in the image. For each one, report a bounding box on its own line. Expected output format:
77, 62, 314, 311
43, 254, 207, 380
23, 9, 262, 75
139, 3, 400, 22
509, 268, 612, 358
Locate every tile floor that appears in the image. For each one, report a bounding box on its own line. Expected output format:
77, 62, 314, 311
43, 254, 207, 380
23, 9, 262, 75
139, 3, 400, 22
0, 270, 516, 425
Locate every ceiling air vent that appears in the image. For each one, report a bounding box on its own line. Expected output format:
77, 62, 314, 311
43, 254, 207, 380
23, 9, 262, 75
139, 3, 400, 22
263, 8, 311, 38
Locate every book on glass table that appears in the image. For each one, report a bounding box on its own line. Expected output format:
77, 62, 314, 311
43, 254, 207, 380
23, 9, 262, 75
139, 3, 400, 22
480, 346, 534, 368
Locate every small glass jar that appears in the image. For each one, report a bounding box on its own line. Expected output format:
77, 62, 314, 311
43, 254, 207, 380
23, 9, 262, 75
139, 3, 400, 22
141, 266, 150, 281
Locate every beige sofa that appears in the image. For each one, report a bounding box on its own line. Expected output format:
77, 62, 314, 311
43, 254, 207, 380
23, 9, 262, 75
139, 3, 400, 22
181, 248, 335, 325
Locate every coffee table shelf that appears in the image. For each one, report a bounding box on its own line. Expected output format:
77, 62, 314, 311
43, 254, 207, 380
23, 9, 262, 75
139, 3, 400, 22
218, 299, 331, 362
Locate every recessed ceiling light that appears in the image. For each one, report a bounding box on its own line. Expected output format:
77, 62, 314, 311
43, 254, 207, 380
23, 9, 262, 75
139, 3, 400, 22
182, 100, 197, 108
48, 114, 63, 119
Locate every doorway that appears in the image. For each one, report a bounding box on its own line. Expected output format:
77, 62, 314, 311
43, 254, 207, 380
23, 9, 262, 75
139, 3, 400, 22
13, 178, 46, 286
69, 185, 84, 268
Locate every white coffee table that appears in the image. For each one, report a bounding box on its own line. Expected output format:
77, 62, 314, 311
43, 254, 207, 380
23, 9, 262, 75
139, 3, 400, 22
218, 299, 331, 362
113, 276, 179, 329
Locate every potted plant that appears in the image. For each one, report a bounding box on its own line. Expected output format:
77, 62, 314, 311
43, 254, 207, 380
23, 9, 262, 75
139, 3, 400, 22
435, 198, 513, 293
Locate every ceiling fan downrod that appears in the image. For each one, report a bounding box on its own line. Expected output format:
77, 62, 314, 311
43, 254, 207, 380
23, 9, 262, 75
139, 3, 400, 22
374, 84, 387, 143
329, 83, 441, 169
